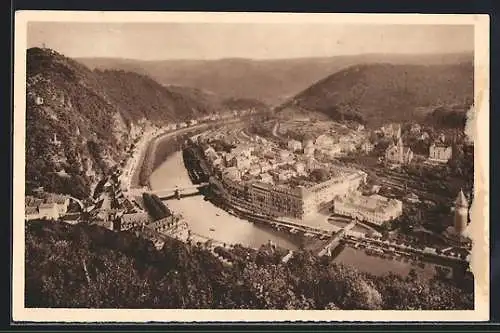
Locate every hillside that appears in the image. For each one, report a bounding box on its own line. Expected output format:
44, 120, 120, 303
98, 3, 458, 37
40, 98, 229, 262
25, 47, 221, 198
76, 53, 473, 106
221, 97, 269, 112
280, 62, 473, 127
25, 220, 473, 309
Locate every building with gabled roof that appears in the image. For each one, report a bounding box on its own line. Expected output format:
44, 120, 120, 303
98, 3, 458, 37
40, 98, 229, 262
385, 137, 413, 165
429, 134, 453, 163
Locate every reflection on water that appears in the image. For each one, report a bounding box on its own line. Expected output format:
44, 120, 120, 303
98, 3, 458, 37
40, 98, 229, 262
149, 151, 299, 250
335, 246, 438, 279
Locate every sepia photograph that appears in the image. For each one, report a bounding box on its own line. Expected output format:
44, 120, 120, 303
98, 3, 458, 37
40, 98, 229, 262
12, 11, 489, 322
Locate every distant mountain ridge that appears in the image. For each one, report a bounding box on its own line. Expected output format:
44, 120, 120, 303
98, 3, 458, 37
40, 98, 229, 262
279, 61, 473, 127
76, 52, 473, 106
25, 47, 224, 198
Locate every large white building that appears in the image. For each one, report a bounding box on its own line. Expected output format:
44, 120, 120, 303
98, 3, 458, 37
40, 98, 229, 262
429, 143, 453, 163
25, 193, 70, 221
301, 169, 368, 215
333, 193, 403, 226
212, 164, 367, 221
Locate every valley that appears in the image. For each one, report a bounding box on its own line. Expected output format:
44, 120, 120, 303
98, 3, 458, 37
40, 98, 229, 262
22, 46, 475, 311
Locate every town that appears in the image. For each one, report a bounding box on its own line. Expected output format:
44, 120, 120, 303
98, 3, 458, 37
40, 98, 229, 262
25, 108, 474, 282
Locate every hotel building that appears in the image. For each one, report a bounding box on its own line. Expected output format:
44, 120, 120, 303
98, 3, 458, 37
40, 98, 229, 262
211, 165, 367, 220
333, 193, 403, 226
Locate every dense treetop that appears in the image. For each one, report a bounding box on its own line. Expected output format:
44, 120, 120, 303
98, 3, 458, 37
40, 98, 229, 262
26, 220, 473, 310
282, 62, 473, 127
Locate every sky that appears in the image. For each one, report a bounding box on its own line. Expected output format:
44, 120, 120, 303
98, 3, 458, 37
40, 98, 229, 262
27, 22, 474, 61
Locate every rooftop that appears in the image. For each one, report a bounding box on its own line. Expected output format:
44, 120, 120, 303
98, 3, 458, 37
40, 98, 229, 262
455, 190, 468, 207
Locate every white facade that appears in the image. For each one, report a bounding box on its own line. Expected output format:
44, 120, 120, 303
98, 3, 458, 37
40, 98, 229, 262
334, 194, 403, 226
361, 142, 374, 154
303, 170, 368, 214
287, 140, 302, 152
38, 203, 59, 220
429, 143, 452, 163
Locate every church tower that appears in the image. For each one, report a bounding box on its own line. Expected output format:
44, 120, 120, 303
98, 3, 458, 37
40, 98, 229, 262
454, 189, 469, 236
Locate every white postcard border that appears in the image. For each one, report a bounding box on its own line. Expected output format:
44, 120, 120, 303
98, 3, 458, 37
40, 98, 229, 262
12, 11, 490, 322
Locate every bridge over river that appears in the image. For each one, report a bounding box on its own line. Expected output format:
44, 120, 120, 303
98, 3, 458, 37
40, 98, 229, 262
318, 220, 358, 257
149, 182, 210, 200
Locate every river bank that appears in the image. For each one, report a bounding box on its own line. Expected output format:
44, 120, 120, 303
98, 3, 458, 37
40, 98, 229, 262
129, 119, 246, 191
150, 151, 302, 250
144, 124, 460, 280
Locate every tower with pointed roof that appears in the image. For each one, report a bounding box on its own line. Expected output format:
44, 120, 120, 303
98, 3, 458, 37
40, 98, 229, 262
454, 189, 469, 236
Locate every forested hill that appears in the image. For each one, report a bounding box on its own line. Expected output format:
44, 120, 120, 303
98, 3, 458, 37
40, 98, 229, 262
221, 97, 269, 112
280, 62, 473, 127
77, 52, 473, 106
25, 220, 473, 309
25, 47, 221, 198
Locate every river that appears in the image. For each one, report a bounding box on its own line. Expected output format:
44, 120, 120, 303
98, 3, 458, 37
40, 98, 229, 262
149, 151, 300, 250
149, 150, 442, 279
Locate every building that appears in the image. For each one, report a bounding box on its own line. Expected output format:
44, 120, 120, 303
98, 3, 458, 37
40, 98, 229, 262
120, 212, 151, 231
304, 146, 315, 157
222, 167, 241, 182
454, 189, 469, 236
333, 193, 403, 226
25, 206, 40, 220
385, 137, 414, 165
259, 173, 274, 184
361, 141, 375, 154
410, 124, 422, 135
277, 169, 295, 182
293, 162, 306, 175
232, 156, 251, 170
50, 194, 70, 215
232, 145, 254, 158
419, 132, 430, 141
259, 161, 273, 173
248, 166, 261, 177
25, 193, 70, 221
214, 163, 367, 220
429, 142, 453, 163
302, 138, 314, 149
287, 139, 302, 152
302, 169, 368, 215
38, 203, 59, 220
381, 123, 402, 139
250, 182, 304, 219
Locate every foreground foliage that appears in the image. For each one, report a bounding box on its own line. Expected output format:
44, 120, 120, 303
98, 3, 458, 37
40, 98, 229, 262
25, 220, 473, 310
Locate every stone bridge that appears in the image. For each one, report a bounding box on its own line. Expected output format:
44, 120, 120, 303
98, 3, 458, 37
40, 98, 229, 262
150, 182, 210, 199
